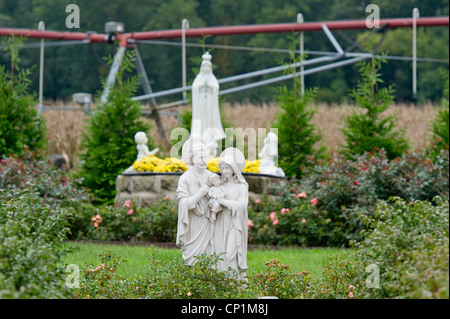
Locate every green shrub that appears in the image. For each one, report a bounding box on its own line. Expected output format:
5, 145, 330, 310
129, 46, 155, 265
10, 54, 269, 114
341, 54, 409, 159
252, 259, 311, 298
0, 149, 91, 208
248, 193, 337, 247
80, 50, 153, 204
0, 188, 74, 298
305, 256, 364, 299
72, 248, 249, 299
0, 37, 46, 158
297, 147, 449, 245
68, 197, 178, 242
351, 197, 449, 299
431, 70, 449, 151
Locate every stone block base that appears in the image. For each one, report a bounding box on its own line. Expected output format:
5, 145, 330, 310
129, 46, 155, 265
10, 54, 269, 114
115, 172, 287, 208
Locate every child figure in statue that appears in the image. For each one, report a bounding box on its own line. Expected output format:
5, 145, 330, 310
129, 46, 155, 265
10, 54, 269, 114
206, 173, 228, 221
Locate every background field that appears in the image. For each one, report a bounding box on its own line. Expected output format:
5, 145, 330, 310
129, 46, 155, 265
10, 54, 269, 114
43, 102, 439, 165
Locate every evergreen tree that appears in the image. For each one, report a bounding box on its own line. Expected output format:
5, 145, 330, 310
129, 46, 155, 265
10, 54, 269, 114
0, 37, 46, 157
80, 50, 153, 204
273, 34, 325, 179
431, 70, 449, 150
341, 54, 409, 159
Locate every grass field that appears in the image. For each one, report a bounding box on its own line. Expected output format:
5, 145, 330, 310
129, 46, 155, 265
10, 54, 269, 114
63, 241, 351, 279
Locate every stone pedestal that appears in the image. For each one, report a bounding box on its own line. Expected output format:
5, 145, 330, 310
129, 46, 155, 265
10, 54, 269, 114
115, 172, 287, 207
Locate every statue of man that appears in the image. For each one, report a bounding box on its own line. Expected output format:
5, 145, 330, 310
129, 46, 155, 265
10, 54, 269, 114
176, 139, 215, 265
191, 52, 226, 152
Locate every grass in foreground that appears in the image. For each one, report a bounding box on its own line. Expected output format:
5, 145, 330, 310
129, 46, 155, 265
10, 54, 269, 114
63, 242, 350, 279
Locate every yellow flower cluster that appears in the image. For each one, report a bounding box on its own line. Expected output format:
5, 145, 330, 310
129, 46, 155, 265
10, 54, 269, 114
132, 156, 188, 173
244, 159, 261, 174
206, 157, 261, 174
132, 156, 261, 174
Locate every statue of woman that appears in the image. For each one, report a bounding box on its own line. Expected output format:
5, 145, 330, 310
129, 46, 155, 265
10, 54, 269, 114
176, 140, 215, 265
191, 52, 226, 147
213, 147, 249, 281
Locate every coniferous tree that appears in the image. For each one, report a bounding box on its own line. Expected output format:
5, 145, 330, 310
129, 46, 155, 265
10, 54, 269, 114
80, 50, 153, 203
431, 71, 449, 150
0, 37, 46, 157
274, 33, 325, 179
341, 54, 409, 159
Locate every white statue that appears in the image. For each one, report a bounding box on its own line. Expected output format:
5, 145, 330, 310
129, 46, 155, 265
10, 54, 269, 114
176, 139, 215, 265
191, 52, 226, 149
176, 141, 249, 282
214, 147, 249, 281
134, 131, 159, 160
258, 132, 285, 177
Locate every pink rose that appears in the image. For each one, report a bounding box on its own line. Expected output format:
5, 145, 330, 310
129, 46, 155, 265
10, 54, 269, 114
311, 198, 318, 206
296, 192, 307, 198
280, 208, 289, 215
302, 219, 306, 223
127, 209, 134, 215
248, 220, 254, 228
269, 212, 277, 220
123, 200, 132, 208
348, 292, 354, 298
272, 219, 279, 225
255, 199, 262, 204
164, 195, 170, 200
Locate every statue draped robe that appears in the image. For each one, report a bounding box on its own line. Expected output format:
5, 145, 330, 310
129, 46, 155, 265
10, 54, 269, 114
176, 169, 215, 265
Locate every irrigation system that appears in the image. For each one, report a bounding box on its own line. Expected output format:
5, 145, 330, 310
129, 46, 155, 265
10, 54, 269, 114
0, 11, 448, 143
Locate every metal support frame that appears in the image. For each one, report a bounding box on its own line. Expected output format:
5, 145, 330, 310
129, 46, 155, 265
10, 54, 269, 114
38, 21, 45, 116
413, 8, 420, 99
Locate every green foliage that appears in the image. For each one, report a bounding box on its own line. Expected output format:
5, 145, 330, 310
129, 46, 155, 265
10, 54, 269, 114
351, 197, 449, 299
252, 259, 311, 298
341, 54, 409, 159
0, 188, 74, 298
431, 71, 449, 151
68, 197, 178, 242
305, 256, 364, 299
273, 34, 325, 178
298, 147, 449, 245
72, 248, 249, 299
80, 50, 153, 204
0, 37, 46, 158
0, 149, 92, 207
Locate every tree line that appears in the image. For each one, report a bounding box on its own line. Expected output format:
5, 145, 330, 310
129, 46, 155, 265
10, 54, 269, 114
0, 0, 448, 104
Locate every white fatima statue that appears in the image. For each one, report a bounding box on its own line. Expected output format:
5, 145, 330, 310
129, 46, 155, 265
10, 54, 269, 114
191, 52, 226, 155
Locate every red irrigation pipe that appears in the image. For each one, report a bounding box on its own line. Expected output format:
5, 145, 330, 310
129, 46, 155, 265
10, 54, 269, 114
1, 17, 448, 46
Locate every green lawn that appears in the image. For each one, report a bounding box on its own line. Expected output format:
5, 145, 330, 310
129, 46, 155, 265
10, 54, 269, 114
63, 241, 351, 279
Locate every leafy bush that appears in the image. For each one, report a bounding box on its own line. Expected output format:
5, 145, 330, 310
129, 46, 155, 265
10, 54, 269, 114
0, 149, 91, 208
0, 188, 74, 298
351, 197, 449, 299
341, 54, 409, 159
431, 70, 449, 151
252, 259, 311, 298
68, 197, 178, 242
248, 193, 338, 247
0, 37, 46, 158
72, 248, 249, 299
305, 256, 364, 299
80, 50, 153, 204
297, 147, 449, 245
